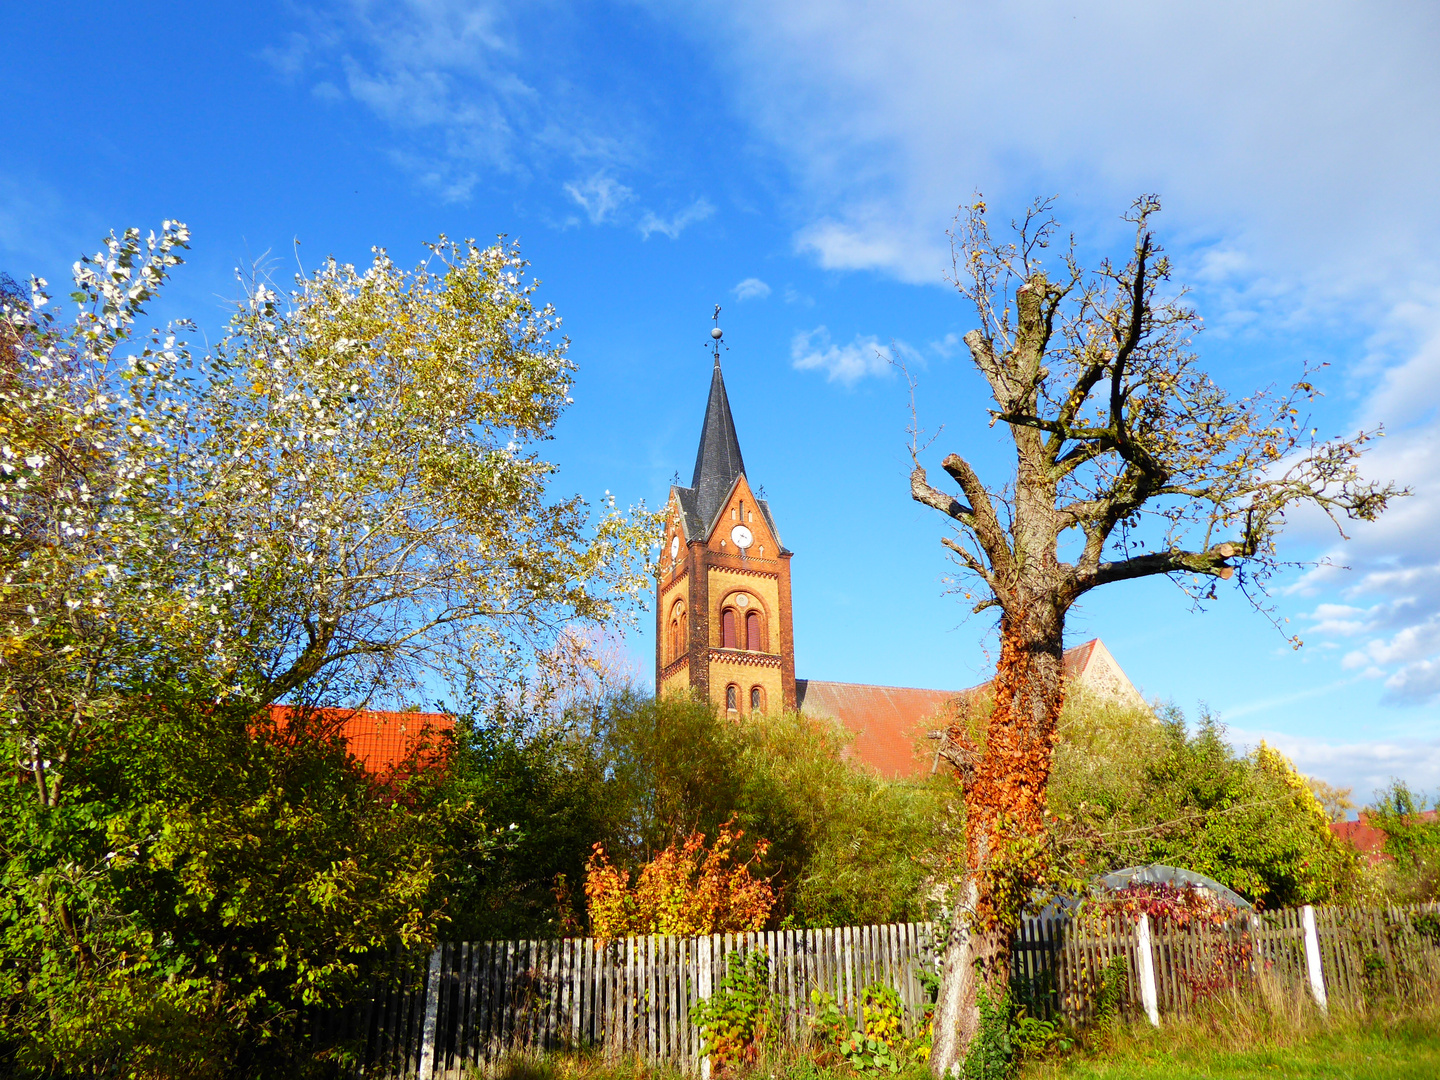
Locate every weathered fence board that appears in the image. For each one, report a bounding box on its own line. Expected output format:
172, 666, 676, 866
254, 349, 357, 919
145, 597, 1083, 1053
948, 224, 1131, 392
330, 902, 1440, 1077
335, 923, 936, 1077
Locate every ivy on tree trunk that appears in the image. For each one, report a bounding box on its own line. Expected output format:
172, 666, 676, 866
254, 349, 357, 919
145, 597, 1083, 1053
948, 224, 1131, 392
911, 195, 1403, 1076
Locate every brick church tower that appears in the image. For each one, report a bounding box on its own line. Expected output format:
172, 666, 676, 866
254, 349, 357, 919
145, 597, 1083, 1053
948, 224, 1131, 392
655, 329, 796, 714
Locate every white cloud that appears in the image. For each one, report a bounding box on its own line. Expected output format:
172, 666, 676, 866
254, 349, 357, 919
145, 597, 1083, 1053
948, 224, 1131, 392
732, 277, 771, 301
1290, 385, 1440, 704
564, 174, 633, 224
1227, 726, 1440, 804
658, 0, 1440, 296
638, 199, 714, 240
791, 326, 906, 384
794, 216, 943, 285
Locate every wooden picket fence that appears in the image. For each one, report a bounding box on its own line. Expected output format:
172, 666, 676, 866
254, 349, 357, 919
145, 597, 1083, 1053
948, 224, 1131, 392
321, 924, 937, 1079
323, 903, 1440, 1078
1015, 902, 1440, 1026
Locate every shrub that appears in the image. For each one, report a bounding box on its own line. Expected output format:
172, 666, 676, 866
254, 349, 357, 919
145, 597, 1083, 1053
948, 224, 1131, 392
583, 817, 775, 937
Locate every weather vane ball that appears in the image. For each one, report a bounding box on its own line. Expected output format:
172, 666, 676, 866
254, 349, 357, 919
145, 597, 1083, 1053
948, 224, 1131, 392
707, 304, 727, 363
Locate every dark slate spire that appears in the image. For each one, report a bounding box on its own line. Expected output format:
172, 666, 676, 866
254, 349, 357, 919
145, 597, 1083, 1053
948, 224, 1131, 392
690, 356, 746, 531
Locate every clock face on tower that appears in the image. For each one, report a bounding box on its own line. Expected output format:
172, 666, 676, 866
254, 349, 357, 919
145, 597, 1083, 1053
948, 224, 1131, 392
730, 524, 753, 550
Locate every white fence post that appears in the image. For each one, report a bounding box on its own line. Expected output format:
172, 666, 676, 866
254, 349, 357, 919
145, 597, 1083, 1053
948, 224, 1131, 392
1301, 905, 1328, 1012
1134, 914, 1159, 1027
417, 945, 444, 1080
699, 934, 713, 1080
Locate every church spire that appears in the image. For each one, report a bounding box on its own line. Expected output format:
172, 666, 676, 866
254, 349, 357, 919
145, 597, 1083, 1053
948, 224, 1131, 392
691, 311, 746, 529
656, 308, 796, 714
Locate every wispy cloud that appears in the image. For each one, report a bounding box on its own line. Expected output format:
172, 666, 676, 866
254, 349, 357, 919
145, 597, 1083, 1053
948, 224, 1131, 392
794, 215, 941, 285
638, 199, 714, 240
258, 31, 311, 78
732, 277, 771, 301
791, 326, 911, 385
564, 173, 634, 224
264, 0, 640, 206
929, 331, 960, 358
1288, 324, 1440, 706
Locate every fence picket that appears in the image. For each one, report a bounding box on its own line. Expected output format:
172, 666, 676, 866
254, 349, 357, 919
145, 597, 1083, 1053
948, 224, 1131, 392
336, 904, 1440, 1076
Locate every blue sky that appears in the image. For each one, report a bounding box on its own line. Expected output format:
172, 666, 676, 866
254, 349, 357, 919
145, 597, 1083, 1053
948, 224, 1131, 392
5, 2, 1440, 803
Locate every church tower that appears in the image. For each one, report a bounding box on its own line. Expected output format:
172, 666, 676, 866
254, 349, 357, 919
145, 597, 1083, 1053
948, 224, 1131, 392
655, 327, 796, 714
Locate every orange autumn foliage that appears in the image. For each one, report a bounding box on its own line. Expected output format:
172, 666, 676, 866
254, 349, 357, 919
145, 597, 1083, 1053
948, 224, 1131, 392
584, 816, 775, 938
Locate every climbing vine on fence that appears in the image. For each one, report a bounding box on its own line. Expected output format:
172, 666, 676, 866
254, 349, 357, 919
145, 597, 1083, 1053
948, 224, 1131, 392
1083, 882, 1253, 1000
811, 984, 914, 1074
691, 950, 775, 1069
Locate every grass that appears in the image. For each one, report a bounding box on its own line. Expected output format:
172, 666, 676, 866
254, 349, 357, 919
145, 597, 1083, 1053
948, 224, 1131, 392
1023, 1023, 1440, 1078
477, 996, 1440, 1080
1023, 994, 1440, 1080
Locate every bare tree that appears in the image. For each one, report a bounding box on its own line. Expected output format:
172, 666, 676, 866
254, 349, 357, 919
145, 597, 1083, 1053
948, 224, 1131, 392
910, 196, 1402, 1073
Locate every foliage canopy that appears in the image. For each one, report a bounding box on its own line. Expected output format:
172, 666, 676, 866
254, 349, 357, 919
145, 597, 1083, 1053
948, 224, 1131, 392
0, 223, 653, 1077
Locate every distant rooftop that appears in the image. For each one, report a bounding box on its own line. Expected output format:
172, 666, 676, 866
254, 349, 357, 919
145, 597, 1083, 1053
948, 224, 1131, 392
797, 639, 1147, 779
266, 704, 454, 775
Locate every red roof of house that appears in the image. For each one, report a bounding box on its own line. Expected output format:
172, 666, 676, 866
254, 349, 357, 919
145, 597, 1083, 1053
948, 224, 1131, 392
797, 640, 1114, 780
795, 680, 955, 779
265, 705, 455, 774
1330, 810, 1437, 865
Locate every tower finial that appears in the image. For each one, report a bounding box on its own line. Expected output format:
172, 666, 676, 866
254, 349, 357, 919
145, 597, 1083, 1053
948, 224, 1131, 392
709, 304, 724, 367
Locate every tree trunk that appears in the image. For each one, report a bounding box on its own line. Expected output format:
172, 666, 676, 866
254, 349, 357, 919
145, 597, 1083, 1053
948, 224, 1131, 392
929, 608, 1065, 1077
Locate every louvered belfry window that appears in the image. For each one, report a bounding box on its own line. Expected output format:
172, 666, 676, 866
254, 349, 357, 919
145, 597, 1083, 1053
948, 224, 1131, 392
722, 608, 738, 649
746, 610, 762, 651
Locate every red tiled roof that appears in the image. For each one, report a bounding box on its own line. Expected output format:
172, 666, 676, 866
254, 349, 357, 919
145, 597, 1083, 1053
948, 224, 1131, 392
266, 705, 455, 774
797, 640, 1106, 780
1061, 640, 1096, 680
1330, 810, 1437, 865
795, 680, 957, 779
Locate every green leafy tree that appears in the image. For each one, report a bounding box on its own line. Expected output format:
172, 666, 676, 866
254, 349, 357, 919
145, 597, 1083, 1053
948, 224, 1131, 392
434, 689, 944, 940
1048, 693, 1355, 906
1367, 781, 1440, 901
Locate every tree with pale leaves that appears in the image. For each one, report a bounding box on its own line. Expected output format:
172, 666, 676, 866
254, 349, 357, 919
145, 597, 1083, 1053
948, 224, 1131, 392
909, 196, 1403, 1074
0, 223, 656, 1074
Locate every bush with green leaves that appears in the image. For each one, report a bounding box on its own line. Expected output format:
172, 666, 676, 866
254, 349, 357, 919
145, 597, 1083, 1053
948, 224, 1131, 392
811, 985, 916, 1074
960, 988, 1015, 1080
1047, 691, 1357, 906
1366, 781, 1440, 902
467, 690, 947, 934
0, 698, 454, 1079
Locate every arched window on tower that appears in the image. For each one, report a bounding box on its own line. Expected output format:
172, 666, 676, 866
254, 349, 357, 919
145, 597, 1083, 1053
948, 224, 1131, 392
726, 684, 738, 712
750, 686, 764, 712
669, 601, 686, 662
721, 608, 738, 649
745, 610, 762, 652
